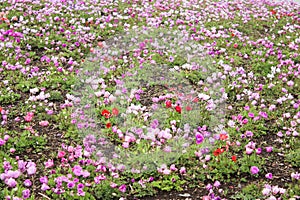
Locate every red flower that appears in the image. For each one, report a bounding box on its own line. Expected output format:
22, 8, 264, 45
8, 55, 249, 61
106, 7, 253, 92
232, 155, 237, 162
185, 105, 192, 111
219, 133, 228, 141
175, 105, 181, 113
0, 106, 2, 112
192, 97, 199, 103
213, 148, 224, 156
165, 100, 172, 108
101, 109, 110, 118
270, 9, 276, 15
112, 108, 119, 116
231, 33, 235, 37
106, 122, 111, 128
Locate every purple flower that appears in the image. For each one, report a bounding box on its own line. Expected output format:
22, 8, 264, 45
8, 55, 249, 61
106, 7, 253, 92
256, 148, 262, 154
22, 189, 30, 199
40, 176, 48, 184
77, 183, 84, 190
18, 160, 27, 172
24, 179, 32, 187
67, 182, 75, 189
7, 170, 20, 179
72, 165, 82, 176
206, 183, 212, 190
250, 166, 259, 175
118, 184, 126, 193
248, 112, 254, 118
81, 170, 90, 178
41, 183, 50, 191
213, 181, 221, 187
245, 131, 253, 137
5, 178, 17, 188
27, 165, 36, 175
195, 133, 204, 144
77, 189, 85, 196
265, 173, 273, 179
179, 167, 186, 174
0, 138, 6, 146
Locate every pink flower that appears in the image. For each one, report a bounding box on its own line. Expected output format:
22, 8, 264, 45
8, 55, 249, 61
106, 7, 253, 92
256, 148, 262, 154
265, 146, 273, 153
248, 112, 255, 118
23, 179, 32, 187
41, 183, 50, 191
265, 173, 273, 179
22, 189, 30, 199
162, 169, 171, 175
57, 151, 66, 158
24, 115, 33, 122
72, 165, 83, 176
39, 120, 49, 127
27, 165, 36, 175
250, 166, 259, 175
170, 164, 177, 171
242, 119, 248, 124
213, 181, 221, 187
9, 148, 15, 153
179, 167, 186, 174
118, 184, 126, 193
245, 147, 253, 155
110, 182, 117, 188
6, 178, 17, 188
44, 159, 54, 168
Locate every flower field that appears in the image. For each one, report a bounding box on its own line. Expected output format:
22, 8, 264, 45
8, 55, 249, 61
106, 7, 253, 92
0, 0, 300, 199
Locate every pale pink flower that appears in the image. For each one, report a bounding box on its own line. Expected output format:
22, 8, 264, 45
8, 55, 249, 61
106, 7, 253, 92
39, 120, 49, 127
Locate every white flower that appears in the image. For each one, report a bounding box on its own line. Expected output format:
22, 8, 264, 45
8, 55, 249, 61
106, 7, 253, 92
198, 93, 210, 101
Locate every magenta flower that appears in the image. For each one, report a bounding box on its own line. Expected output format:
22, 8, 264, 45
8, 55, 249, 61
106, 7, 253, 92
22, 189, 30, 199
24, 112, 34, 122
57, 151, 66, 158
67, 182, 75, 189
195, 133, 204, 144
24, 179, 32, 187
77, 189, 85, 196
0, 138, 6, 146
265, 146, 273, 153
265, 173, 273, 179
250, 166, 259, 175
119, 184, 126, 193
77, 183, 84, 190
256, 148, 262, 154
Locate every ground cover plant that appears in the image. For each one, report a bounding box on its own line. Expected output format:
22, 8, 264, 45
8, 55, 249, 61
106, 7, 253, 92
0, 0, 300, 199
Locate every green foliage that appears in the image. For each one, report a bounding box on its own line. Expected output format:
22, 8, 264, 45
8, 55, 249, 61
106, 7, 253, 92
151, 175, 185, 192
285, 148, 300, 167
91, 181, 121, 200
231, 183, 263, 199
